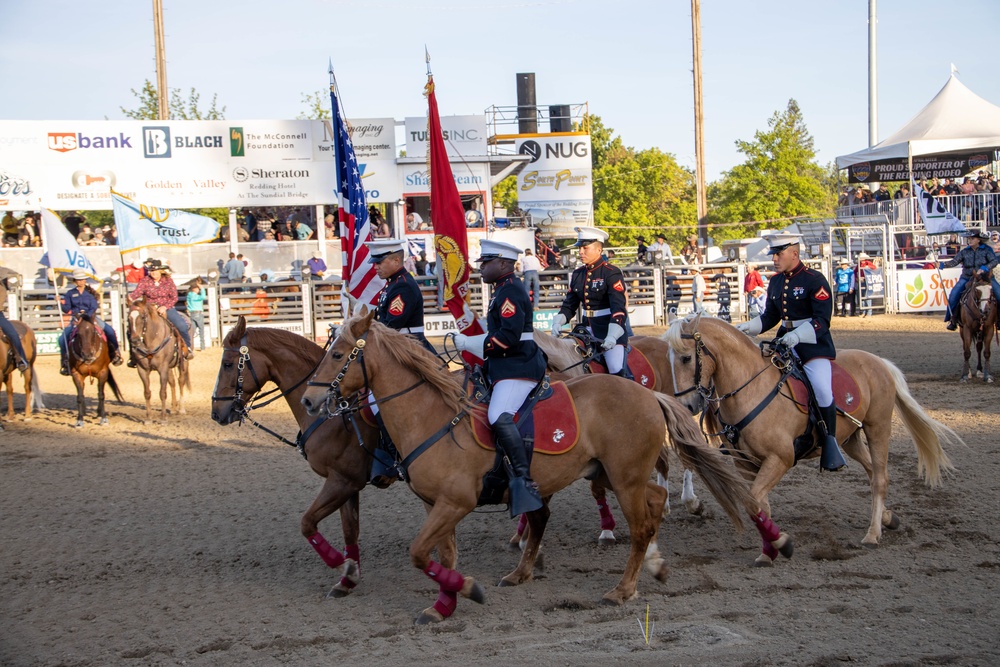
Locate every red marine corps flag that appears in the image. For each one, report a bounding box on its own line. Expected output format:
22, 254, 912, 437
424, 55, 484, 346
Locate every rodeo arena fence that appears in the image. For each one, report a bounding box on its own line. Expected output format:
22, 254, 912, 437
2, 238, 885, 356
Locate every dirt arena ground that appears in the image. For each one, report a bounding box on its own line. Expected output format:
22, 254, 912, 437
1, 314, 998, 666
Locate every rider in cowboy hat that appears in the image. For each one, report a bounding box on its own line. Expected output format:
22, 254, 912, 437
128, 259, 195, 363
941, 230, 1000, 330
58, 269, 123, 374
736, 232, 847, 471
454, 239, 545, 516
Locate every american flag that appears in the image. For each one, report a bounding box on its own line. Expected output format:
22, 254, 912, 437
331, 78, 384, 311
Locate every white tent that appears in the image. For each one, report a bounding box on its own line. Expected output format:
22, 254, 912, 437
836, 75, 1000, 168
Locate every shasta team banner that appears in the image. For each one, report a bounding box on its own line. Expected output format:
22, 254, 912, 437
111, 192, 221, 252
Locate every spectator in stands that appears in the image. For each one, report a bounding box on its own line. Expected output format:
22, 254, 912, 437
294, 219, 313, 240
259, 231, 279, 252
681, 235, 702, 265
76, 224, 96, 246
748, 285, 767, 319
61, 211, 84, 238
243, 208, 258, 240
539, 236, 559, 268
635, 236, 648, 264
944, 178, 961, 196
744, 263, 764, 297
893, 183, 911, 200
874, 184, 892, 202
648, 234, 674, 266
221, 252, 245, 284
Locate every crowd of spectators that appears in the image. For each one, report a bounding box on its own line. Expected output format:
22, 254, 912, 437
841, 171, 1000, 224
1, 211, 43, 248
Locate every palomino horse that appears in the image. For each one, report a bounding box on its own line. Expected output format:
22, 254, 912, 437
665, 315, 960, 565
211, 316, 403, 597
957, 277, 997, 383
533, 332, 703, 547
0, 320, 44, 423
67, 313, 123, 427
301, 312, 755, 624
127, 296, 190, 423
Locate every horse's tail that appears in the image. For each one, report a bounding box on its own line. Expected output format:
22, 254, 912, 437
653, 391, 755, 530
107, 369, 124, 403
30, 367, 46, 410
881, 357, 959, 487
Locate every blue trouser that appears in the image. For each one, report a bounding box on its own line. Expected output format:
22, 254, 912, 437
946, 275, 1000, 320
188, 311, 205, 350
0, 314, 28, 365
60, 317, 119, 358
165, 308, 193, 349
522, 271, 541, 308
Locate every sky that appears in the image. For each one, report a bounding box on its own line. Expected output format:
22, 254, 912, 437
2, 0, 999, 181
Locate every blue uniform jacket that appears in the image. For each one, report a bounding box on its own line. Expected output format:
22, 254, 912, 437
557, 259, 628, 344
483, 273, 545, 383
376, 268, 434, 351
61, 286, 99, 318
760, 262, 835, 362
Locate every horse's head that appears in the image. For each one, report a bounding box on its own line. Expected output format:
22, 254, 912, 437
301, 310, 376, 416
69, 313, 105, 365
664, 313, 717, 415
211, 315, 257, 424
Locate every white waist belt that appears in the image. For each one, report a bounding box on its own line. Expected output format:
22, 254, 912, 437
521, 332, 534, 341
781, 318, 811, 328
399, 326, 425, 334
585, 308, 611, 317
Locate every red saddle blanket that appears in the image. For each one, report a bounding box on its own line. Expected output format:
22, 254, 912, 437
787, 362, 862, 415
471, 381, 580, 455
587, 346, 656, 388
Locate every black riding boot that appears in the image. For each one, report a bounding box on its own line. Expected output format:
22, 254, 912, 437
60, 352, 70, 376
946, 305, 960, 331
493, 413, 543, 517
818, 403, 847, 472
369, 412, 400, 488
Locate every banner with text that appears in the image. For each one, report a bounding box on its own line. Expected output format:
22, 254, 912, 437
514, 133, 593, 238
847, 150, 994, 183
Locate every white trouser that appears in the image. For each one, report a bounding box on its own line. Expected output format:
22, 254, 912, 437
587, 325, 625, 374
489, 379, 537, 424
603, 345, 625, 374
368, 390, 379, 416
803, 357, 833, 407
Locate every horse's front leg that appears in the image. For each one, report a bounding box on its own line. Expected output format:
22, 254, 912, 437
96, 373, 108, 425
158, 369, 170, 421
302, 478, 365, 598
5, 374, 15, 420
22, 367, 32, 420
960, 330, 973, 382
412, 498, 484, 625
73, 374, 86, 428
984, 330, 994, 383
748, 457, 793, 567
138, 368, 153, 423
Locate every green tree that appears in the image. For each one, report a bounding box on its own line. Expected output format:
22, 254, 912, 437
492, 174, 518, 212
708, 99, 833, 232
297, 90, 331, 120
584, 114, 697, 248
120, 79, 225, 120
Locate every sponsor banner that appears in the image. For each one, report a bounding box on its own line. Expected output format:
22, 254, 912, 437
0, 119, 397, 208
896, 267, 961, 313
515, 134, 592, 203
35, 331, 61, 356
847, 150, 993, 183
404, 115, 487, 159
401, 161, 488, 196
518, 199, 593, 238
860, 268, 885, 300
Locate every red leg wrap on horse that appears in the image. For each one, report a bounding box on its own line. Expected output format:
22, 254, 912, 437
516, 513, 528, 536
306, 532, 345, 569
423, 561, 464, 592
761, 536, 779, 560
432, 590, 458, 618
345, 543, 360, 568
597, 497, 616, 531
753, 511, 781, 543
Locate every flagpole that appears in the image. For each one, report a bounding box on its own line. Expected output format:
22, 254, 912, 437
39, 203, 68, 329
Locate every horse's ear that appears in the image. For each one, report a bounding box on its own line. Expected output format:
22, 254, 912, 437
358, 304, 370, 317
360, 309, 376, 330
228, 315, 247, 344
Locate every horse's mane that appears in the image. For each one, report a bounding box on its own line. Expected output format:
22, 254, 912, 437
534, 332, 583, 376
339, 315, 469, 414
663, 314, 701, 352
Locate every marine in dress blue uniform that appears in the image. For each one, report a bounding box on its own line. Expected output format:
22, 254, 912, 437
367, 241, 436, 354
552, 226, 629, 375
736, 233, 846, 471
454, 239, 544, 516
940, 230, 1000, 330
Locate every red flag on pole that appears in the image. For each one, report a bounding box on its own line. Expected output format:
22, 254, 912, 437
425, 75, 484, 342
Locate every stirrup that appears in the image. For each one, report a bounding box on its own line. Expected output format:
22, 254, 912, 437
126, 357, 137, 368
111, 353, 123, 366
820, 435, 848, 472
946, 321, 958, 331
507, 476, 543, 518
60, 364, 70, 376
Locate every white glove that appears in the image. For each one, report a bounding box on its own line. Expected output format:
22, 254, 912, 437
736, 316, 763, 336
476, 318, 488, 332
778, 331, 800, 348
550, 313, 567, 335
454, 333, 486, 359
603, 323, 625, 350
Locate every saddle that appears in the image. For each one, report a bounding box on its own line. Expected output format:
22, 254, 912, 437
786, 363, 862, 416
567, 325, 638, 382
959, 278, 996, 323
587, 347, 655, 388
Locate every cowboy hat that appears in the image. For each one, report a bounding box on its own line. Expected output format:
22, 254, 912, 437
857, 252, 870, 260
71, 269, 90, 281
964, 229, 990, 240
146, 259, 170, 272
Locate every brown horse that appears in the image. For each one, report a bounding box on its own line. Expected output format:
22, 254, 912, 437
127, 296, 190, 423
957, 277, 997, 383
533, 332, 703, 548
0, 320, 44, 423
301, 312, 755, 624
211, 316, 403, 597
67, 313, 123, 427
665, 314, 960, 565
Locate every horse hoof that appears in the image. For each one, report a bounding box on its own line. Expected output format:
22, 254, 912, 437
535, 551, 545, 572
414, 608, 445, 625
774, 533, 794, 559
99, 417, 108, 425
598, 530, 616, 546
959, 377, 969, 384
861, 540, 879, 550
461, 577, 486, 604
507, 534, 523, 551
686, 500, 705, 516
599, 593, 627, 606
753, 554, 775, 567
326, 584, 352, 599
883, 513, 901, 530
987, 377, 995, 384
497, 577, 518, 588
74, 421, 84, 428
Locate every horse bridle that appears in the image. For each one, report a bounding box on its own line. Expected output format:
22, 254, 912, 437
70, 315, 102, 365
129, 305, 172, 360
